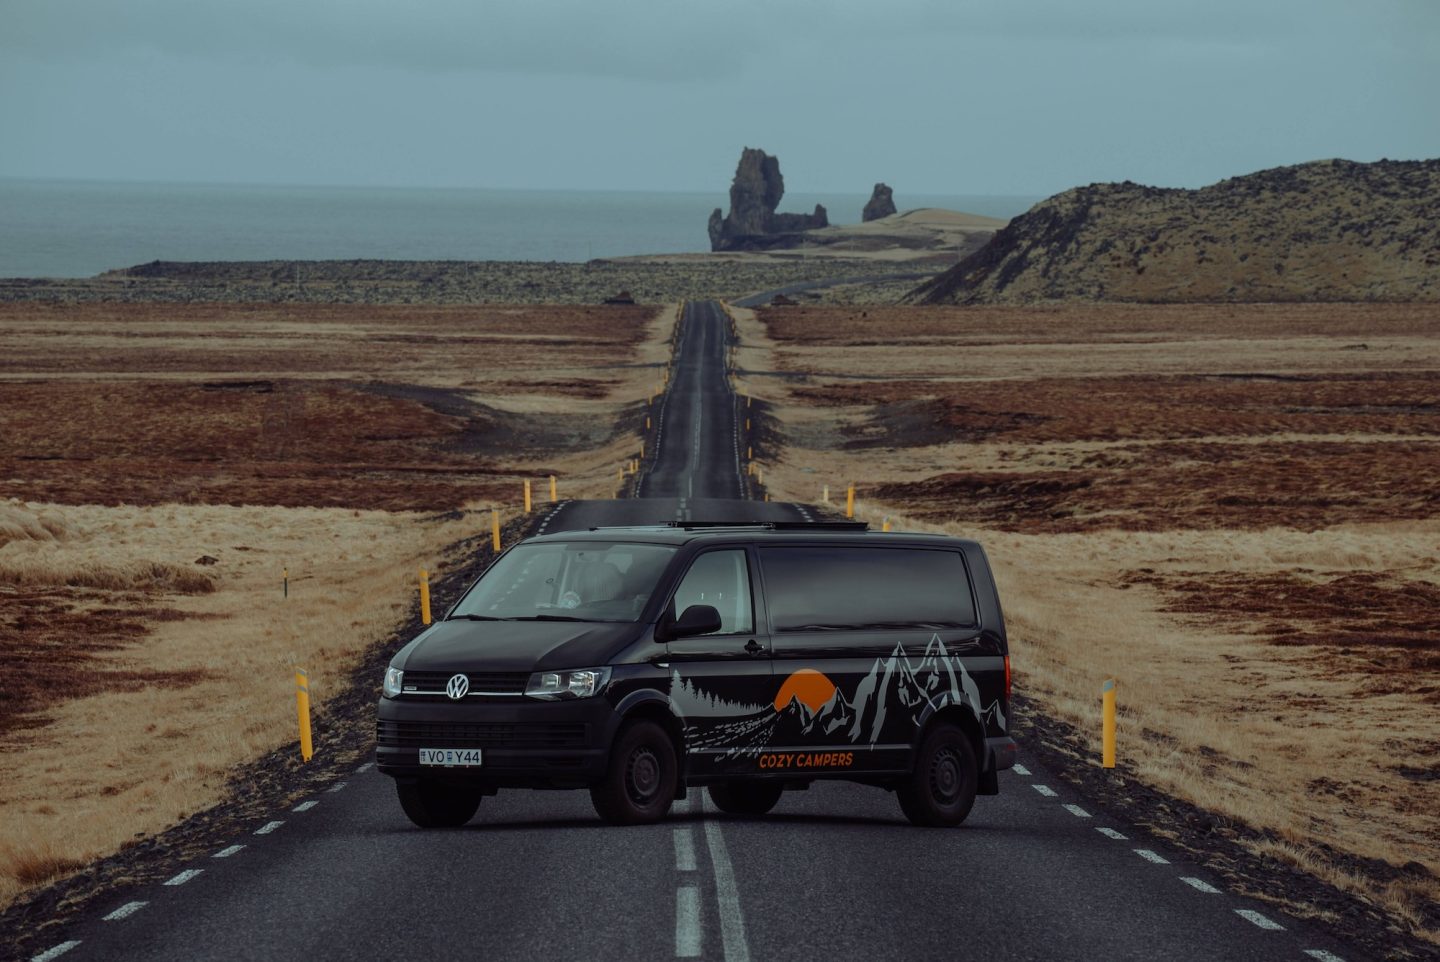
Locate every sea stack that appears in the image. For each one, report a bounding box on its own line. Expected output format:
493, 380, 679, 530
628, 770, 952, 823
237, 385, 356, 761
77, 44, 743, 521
708, 147, 829, 251
862, 183, 897, 221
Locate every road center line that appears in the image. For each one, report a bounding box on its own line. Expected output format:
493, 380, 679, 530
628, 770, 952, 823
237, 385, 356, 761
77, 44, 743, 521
1134, 849, 1170, 865
292, 800, 318, 813
673, 827, 697, 871
163, 868, 203, 886
700, 794, 752, 962
327, 781, 347, 793
103, 901, 148, 921
675, 885, 702, 957
1179, 876, 1220, 894
1011, 764, 1031, 776
1302, 950, 1346, 961
355, 761, 374, 774
1032, 783, 1057, 797
212, 844, 245, 858
31, 941, 81, 961
1234, 908, 1284, 930
1096, 827, 1128, 840
255, 820, 284, 835
1062, 804, 1091, 818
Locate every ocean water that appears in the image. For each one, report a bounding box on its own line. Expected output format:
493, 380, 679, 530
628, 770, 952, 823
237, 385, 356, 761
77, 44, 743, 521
0, 179, 1040, 279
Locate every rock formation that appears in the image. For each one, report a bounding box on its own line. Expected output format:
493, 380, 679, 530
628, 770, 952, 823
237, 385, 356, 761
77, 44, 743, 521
862, 183, 896, 221
910, 158, 1440, 304
709, 148, 829, 251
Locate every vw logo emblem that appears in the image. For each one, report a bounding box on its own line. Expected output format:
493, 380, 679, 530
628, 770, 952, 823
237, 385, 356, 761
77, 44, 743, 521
445, 673, 470, 700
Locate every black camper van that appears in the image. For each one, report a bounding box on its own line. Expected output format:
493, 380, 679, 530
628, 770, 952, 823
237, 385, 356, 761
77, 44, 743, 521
376, 522, 1015, 828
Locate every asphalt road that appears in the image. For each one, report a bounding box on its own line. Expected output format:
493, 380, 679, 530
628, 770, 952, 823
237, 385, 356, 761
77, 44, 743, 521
30, 301, 1367, 962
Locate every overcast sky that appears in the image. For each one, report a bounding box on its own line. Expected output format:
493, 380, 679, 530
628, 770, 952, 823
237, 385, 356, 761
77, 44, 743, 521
2, 0, 1436, 197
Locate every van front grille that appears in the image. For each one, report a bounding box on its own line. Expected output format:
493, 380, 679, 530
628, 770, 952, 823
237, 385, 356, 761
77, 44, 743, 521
376, 720, 589, 750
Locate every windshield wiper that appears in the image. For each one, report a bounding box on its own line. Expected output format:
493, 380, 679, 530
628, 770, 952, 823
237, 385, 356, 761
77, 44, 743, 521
447, 614, 503, 621
503, 614, 591, 622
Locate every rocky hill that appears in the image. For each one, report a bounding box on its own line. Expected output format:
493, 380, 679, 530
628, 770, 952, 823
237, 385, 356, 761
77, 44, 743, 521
911, 158, 1440, 304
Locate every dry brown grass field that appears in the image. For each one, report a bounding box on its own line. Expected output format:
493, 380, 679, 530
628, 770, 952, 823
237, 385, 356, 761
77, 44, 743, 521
736, 302, 1440, 946
0, 301, 669, 907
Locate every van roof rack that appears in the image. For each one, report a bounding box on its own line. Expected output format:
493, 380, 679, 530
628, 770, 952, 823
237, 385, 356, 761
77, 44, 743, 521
666, 520, 870, 532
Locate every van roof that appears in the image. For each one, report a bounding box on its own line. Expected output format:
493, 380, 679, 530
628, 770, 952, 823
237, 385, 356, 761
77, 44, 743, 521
527, 521, 981, 549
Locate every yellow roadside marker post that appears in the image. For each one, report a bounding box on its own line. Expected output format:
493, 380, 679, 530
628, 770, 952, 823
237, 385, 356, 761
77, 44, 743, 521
523, 479, 532, 514
646, 415, 651, 431
1103, 679, 1117, 768
822, 484, 829, 503
882, 518, 892, 532
550, 475, 558, 502
419, 568, 431, 625
846, 484, 855, 519
745, 418, 751, 431
640, 440, 645, 459
295, 668, 313, 762
491, 509, 502, 553
283, 566, 288, 599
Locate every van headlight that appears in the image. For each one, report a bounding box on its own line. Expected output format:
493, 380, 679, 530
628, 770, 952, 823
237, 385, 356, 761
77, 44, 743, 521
382, 666, 404, 698
526, 667, 611, 700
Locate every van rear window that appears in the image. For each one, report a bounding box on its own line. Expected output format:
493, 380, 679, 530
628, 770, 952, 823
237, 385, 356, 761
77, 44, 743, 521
758, 546, 977, 632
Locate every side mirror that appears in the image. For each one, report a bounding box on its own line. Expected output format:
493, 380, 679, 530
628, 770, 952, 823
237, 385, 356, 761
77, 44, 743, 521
664, 604, 722, 640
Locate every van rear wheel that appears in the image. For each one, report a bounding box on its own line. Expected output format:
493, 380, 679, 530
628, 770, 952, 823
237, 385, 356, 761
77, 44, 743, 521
591, 720, 678, 825
396, 779, 482, 828
707, 781, 783, 816
898, 724, 978, 827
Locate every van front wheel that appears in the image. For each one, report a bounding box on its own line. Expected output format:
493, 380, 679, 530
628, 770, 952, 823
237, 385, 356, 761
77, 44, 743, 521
591, 720, 678, 825
897, 724, 978, 827
707, 781, 783, 816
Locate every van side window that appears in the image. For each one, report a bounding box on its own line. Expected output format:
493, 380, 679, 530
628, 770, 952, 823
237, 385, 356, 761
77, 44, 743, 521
758, 546, 976, 631
672, 550, 754, 635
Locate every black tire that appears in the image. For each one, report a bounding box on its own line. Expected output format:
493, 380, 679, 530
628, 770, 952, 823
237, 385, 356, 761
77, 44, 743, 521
707, 781, 784, 816
897, 724, 978, 827
396, 779, 482, 828
591, 720, 678, 825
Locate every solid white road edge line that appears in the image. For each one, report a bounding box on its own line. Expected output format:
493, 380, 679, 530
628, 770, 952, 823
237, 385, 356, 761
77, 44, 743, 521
255, 820, 284, 835
292, 800, 318, 812
1234, 908, 1284, 931
700, 794, 752, 962
1032, 784, 1057, 797
1062, 804, 1091, 818
1012, 764, 1031, 776
1134, 849, 1170, 865
163, 869, 203, 886
1096, 827, 1128, 840
31, 941, 81, 961
213, 845, 245, 858
673, 828, 698, 872
1179, 876, 1220, 894
103, 901, 148, 921
675, 885, 702, 957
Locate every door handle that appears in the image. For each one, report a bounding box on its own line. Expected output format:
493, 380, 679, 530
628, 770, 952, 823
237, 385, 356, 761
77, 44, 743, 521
744, 639, 765, 655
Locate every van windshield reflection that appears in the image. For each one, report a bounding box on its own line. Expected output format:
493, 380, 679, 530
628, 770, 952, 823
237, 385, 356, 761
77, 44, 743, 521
449, 542, 676, 623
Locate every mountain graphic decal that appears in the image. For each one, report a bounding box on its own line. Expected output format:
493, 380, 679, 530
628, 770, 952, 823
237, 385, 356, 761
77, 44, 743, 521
670, 634, 1004, 760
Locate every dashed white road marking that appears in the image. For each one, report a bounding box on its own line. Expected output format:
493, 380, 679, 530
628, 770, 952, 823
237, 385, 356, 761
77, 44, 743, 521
1302, 950, 1346, 961
327, 781, 348, 793
163, 869, 203, 886
103, 901, 148, 921
1179, 876, 1221, 893
675, 885, 702, 957
1011, 764, 1031, 776
673, 828, 697, 872
31, 941, 81, 961
292, 800, 318, 813
1032, 784, 1057, 797
355, 761, 374, 774
1134, 849, 1170, 865
1234, 908, 1284, 930
213, 844, 245, 859
1096, 827, 1128, 840
255, 820, 284, 835
1062, 804, 1091, 818
700, 794, 752, 962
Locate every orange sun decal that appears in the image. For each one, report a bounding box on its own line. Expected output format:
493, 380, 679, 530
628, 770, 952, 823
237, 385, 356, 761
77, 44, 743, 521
773, 669, 838, 712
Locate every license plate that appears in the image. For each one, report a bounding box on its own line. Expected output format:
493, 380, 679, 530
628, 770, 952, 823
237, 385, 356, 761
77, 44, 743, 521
419, 748, 482, 767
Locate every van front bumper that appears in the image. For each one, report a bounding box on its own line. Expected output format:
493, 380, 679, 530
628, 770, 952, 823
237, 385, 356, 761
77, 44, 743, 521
375, 695, 619, 788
